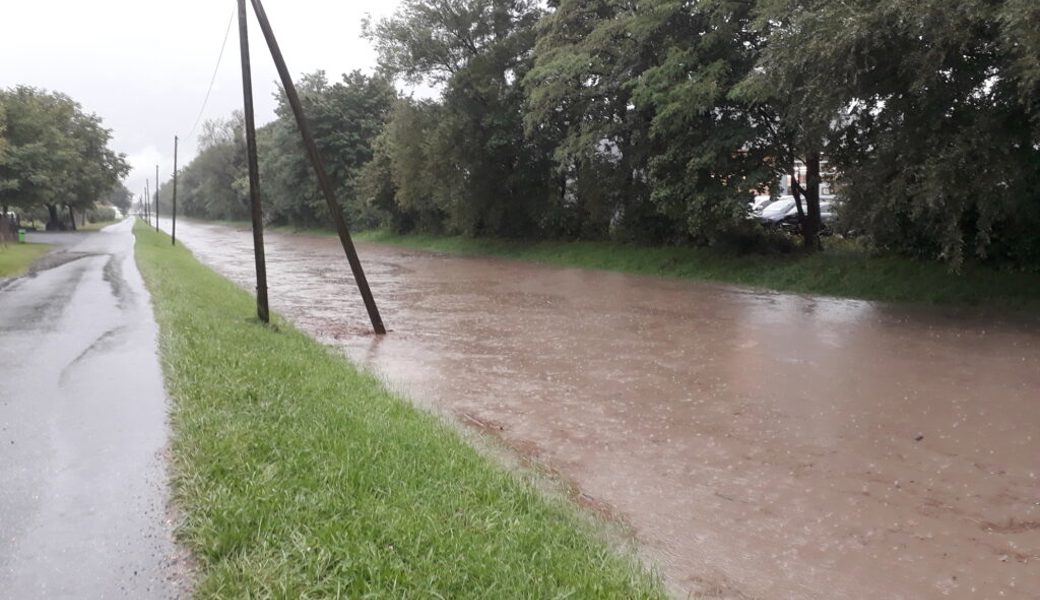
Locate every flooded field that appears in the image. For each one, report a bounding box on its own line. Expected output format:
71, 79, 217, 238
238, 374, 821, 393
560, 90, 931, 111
161, 219, 1039, 599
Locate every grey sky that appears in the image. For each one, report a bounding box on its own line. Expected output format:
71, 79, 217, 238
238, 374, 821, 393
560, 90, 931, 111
0, 0, 405, 201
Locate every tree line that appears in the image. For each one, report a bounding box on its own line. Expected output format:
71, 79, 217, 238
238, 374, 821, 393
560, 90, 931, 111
167, 0, 1040, 268
0, 86, 131, 230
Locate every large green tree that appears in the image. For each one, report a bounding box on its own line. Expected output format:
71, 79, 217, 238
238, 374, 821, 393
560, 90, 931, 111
525, 0, 670, 241
175, 113, 249, 221
358, 98, 447, 233
750, 0, 1040, 266
628, 0, 782, 245
0, 86, 128, 230
260, 70, 397, 229
172, 0, 1040, 268
366, 0, 552, 237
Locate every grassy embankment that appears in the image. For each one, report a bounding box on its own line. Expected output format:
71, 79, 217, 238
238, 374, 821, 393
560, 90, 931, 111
0, 243, 50, 277
354, 230, 1040, 310
133, 221, 664, 598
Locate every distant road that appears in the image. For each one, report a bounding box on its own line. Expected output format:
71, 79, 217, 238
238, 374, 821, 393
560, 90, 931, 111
0, 220, 183, 598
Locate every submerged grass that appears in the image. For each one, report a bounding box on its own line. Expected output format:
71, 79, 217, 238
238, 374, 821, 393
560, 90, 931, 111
133, 221, 664, 598
0, 242, 50, 277
354, 230, 1040, 310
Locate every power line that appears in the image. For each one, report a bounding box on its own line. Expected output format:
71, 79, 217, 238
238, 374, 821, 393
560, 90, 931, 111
186, 5, 236, 140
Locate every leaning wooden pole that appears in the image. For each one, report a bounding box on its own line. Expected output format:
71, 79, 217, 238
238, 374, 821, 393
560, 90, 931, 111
172, 136, 178, 246
247, 0, 386, 335
237, 0, 270, 323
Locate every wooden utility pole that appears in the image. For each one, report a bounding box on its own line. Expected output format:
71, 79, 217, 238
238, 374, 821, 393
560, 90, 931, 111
145, 181, 150, 222
237, 0, 270, 323
172, 136, 178, 246
247, 0, 386, 335
155, 164, 160, 232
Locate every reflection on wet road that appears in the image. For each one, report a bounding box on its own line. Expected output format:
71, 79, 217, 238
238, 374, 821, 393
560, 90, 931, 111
165, 219, 1040, 600
0, 221, 180, 598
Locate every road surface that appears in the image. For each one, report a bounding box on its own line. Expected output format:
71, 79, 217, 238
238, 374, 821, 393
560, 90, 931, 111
0, 221, 183, 598
164, 217, 1040, 600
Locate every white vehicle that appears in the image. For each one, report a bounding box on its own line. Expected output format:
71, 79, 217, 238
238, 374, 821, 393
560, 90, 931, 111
757, 196, 798, 224
749, 195, 776, 215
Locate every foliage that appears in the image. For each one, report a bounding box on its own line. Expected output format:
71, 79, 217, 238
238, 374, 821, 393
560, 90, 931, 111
746, 0, 1040, 266
260, 71, 397, 229
103, 183, 133, 215
629, 0, 778, 244
170, 0, 1040, 269
358, 99, 447, 233
174, 73, 397, 231
366, 0, 553, 237
172, 113, 249, 221
0, 86, 128, 230
524, 0, 668, 241
87, 205, 117, 223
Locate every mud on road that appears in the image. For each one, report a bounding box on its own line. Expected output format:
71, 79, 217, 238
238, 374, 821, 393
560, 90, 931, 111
165, 219, 1040, 600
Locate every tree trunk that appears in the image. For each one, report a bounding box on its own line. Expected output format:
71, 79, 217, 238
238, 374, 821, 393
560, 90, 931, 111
46, 204, 62, 231
791, 163, 806, 222
802, 152, 822, 251
0, 204, 8, 245
67, 205, 77, 231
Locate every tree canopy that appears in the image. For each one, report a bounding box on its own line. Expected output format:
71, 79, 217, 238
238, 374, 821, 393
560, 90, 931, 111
170, 0, 1040, 268
0, 86, 129, 230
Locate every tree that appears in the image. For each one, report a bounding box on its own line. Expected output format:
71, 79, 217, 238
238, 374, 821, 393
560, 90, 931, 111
175, 113, 249, 221
168, 1, 1040, 268
104, 183, 133, 215
363, 98, 452, 233
260, 70, 398, 229
627, 0, 781, 245
748, 0, 1040, 265
62, 110, 129, 229
0, 86, 127, 230
366, 0, 553, 237
525, 0, 671, 241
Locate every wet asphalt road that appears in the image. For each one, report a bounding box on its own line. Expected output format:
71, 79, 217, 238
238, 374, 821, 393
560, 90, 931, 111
0, 221, 181, 598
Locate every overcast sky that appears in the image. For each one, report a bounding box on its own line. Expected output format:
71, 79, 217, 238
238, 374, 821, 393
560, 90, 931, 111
0, 0, 406, 201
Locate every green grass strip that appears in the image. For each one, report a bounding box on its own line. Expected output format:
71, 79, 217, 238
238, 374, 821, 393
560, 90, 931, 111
354, 230, 1040, 310
133, 221, 664, 599
0, 242, 51, 277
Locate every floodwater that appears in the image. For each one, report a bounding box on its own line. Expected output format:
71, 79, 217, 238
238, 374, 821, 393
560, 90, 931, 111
161, 219, 1040, 599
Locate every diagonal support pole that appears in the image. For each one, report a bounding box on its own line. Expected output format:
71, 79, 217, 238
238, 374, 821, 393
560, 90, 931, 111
247, 0, 386, 335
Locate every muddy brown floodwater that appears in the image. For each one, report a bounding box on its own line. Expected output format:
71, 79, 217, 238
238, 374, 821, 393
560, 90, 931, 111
162, 219, 1040, 599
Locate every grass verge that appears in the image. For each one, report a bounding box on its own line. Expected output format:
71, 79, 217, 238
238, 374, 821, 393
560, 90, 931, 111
133, 220, 664, 598
0, 242, 51, 277
354, 230, 1040, 310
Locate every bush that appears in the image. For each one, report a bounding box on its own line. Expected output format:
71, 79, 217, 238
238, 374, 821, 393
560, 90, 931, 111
88, 206, 117, 223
